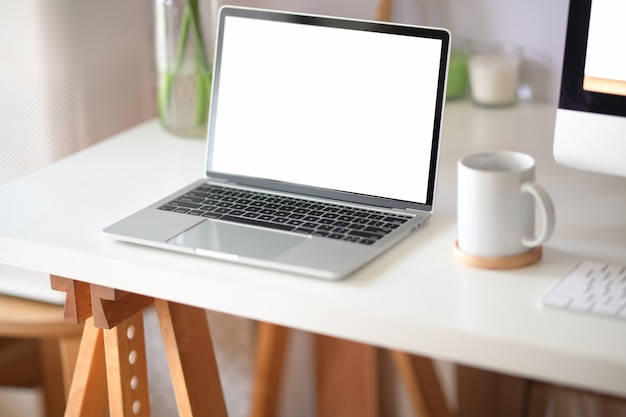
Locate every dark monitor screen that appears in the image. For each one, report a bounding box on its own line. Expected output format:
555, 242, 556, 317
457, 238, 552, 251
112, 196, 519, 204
554, 0, 626, 177
559, 0, 626, 117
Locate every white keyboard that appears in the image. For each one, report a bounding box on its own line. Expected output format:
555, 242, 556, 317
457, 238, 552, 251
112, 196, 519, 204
542, 260, 626, 320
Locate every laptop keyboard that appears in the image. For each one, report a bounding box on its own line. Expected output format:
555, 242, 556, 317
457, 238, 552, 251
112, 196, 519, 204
157, 184, 411, 245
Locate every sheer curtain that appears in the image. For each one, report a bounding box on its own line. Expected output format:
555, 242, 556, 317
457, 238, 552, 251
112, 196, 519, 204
0, 0, 155, 185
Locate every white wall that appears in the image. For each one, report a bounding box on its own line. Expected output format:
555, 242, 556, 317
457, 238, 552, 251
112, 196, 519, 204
225, 0, 571, 102
414, 0, 570, 102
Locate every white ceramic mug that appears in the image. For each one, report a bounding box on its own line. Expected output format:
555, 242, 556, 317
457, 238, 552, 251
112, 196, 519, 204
457, 151, 555, 258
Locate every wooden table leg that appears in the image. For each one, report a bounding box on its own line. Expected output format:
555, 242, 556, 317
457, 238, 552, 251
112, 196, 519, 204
104, 310, 150, 417
250, 328, 381, 417
155, 299, 228, 417
525, 381, 555, 417
64, 317, 108, 417
315, 334, 380, 417
376, 0, 393, 21
390, 350, 452, 417
250, 322, 290, 417
250, 325, 453, 417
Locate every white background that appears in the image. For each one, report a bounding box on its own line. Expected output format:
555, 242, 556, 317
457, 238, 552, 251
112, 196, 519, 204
584, 0, 626, 83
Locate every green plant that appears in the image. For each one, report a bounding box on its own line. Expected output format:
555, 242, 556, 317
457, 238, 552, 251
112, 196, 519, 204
158, 0, 212, 128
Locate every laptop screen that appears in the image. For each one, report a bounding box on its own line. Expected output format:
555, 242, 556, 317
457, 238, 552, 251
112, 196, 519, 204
207, 7, 449, 211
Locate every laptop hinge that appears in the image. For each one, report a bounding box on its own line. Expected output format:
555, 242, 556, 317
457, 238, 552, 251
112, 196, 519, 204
206, 177, 231, 184
394, 207, 428, 215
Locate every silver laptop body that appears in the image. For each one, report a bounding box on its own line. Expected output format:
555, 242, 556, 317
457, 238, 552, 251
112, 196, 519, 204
104, 6, 450, 280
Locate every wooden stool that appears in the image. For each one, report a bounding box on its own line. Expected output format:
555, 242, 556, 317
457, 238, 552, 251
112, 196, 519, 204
0, 293, 83, 417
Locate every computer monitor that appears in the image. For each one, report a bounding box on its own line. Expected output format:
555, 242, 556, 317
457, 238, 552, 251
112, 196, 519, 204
553, 0, 626, 177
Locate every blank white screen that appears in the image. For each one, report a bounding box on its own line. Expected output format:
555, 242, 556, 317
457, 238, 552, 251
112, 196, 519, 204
585, 0, 626, 83
210, 16, 442, 204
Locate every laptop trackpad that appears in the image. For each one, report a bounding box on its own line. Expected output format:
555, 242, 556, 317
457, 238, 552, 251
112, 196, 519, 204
166, 219, 307, 260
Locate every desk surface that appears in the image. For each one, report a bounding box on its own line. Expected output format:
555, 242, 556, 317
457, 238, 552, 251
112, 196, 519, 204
1, 100, 625, 397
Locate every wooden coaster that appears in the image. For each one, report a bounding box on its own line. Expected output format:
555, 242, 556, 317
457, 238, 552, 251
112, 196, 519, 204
452, 240, 542, 270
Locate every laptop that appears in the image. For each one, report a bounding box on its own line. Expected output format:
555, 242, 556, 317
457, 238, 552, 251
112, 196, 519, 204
104, 6, 450, 280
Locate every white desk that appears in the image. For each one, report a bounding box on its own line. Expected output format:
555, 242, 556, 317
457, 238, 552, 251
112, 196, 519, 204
1, 100, 625, 399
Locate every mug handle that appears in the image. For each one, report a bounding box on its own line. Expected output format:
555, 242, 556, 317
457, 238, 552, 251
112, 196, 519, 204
520, 182, 556, 248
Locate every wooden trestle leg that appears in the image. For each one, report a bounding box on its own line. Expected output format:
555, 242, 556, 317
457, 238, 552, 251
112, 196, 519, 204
250, 323, 452, 417
63, 317, 108, 417
51, 276, 228, 417
155, 299, 227, 417
250, 322, 290, 417
104, 310, 150, 417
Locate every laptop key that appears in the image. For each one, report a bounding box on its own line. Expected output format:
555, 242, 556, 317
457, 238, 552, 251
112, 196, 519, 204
348, 230, 384, 240
312, 231, 330, 237
178, 196, 204, 203
173, 200, 203, 209
384, 216, 409, 224
363, 226, 387, 235
368, 214, 385, 220
220, 214, 295, 232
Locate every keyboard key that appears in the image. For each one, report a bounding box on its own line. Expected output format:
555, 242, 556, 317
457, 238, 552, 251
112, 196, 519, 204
363, 226, 387, 235
178, 196, 204, 203
220, 214, 294, 231
348, 230, 383, 240
173, 200, 202, 209
312, 231, 329, 237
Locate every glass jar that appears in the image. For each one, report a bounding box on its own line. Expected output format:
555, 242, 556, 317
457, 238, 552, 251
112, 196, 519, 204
467, 41, 522, 107
155, 0, 220, 137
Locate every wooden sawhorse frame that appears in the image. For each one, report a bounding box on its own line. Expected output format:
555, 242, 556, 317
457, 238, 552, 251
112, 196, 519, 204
51, 276, 227, 417
52, 275, 452, 417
